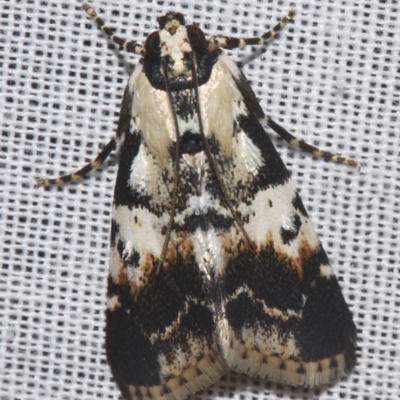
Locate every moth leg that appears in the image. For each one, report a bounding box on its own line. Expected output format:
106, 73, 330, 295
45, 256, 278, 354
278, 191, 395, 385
81, 3, 144, 55
36, 137, 116, 187
266, 117, 359, 168
208, 9, 296, 51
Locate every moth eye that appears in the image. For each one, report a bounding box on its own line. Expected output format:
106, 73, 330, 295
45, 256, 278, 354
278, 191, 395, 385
186, 25, 206, 51
145, 31, 161, 60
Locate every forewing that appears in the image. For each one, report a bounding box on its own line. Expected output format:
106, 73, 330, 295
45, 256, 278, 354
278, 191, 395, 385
106, 67, 227, 400
216, 58, 356, 387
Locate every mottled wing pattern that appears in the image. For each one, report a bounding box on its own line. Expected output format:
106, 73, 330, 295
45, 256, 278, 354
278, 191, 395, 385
212, 58, 355, 387
215, 59, 356, 387
106, 51, 355, 399
105, 63, 229, 400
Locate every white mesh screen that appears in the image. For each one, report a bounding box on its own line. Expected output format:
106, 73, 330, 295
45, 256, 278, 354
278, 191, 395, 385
1, 0, 399, 399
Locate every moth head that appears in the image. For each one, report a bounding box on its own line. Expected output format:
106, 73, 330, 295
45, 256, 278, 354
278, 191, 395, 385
144, 12, 206, 76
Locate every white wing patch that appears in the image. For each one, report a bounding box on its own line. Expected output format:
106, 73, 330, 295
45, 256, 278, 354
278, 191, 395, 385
112, 205, 168, 264
319, 264, 335, 278
128, 144, 150, 195
237, 130, 264, 174
129, 64, 174, 167
199, 57, 245, 157
241, 180, 320, 254
192, 227, 224, 278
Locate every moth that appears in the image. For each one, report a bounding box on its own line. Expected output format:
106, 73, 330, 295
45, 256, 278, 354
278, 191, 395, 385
37, 3, 357, 400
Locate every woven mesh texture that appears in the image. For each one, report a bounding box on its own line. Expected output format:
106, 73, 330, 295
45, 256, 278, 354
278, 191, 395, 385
1, 0, 399, 399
